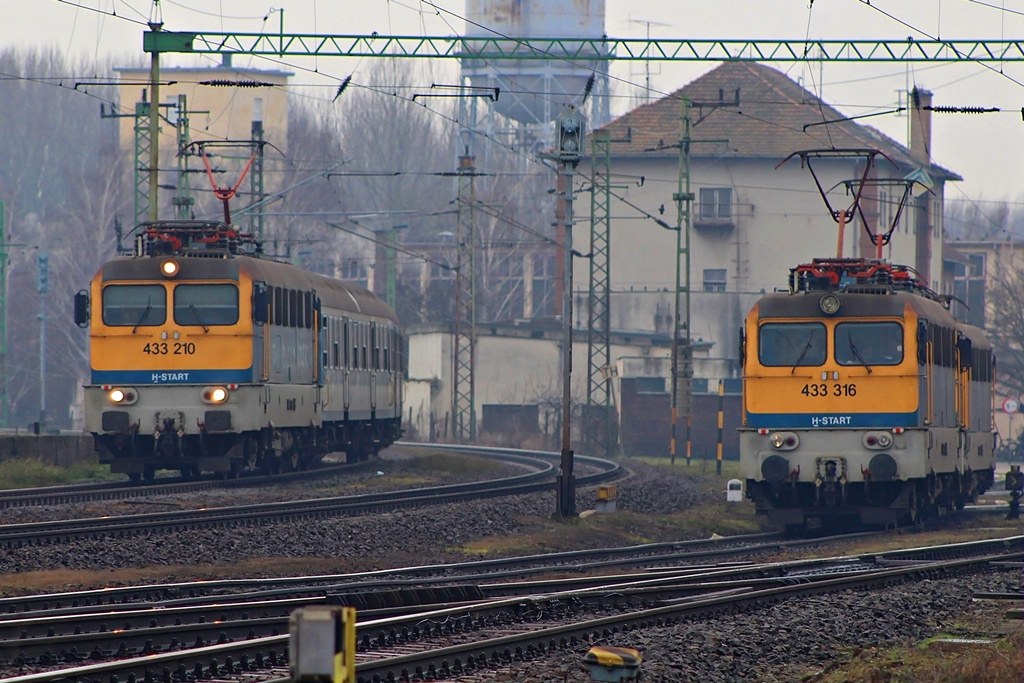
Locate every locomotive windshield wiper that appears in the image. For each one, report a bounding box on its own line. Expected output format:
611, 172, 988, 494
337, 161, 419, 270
848, 339, 873, 374
790, 335, 814, 374
189, 303, 210, 333
132, 298, 152, 334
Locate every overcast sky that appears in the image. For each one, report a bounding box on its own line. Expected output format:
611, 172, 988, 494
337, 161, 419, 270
8, 1, 1024, 212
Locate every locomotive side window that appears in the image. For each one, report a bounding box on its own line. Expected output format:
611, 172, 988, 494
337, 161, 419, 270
289, 289, 298, 328
173, 284, 239, 326
102, 285, 166, 326
273, 286, 283, 326
835, 322, 903, 366
758, 322, 826, 367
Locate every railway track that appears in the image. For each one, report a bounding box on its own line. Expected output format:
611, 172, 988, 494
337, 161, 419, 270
1, 534, 1018, 682
0, 447, 618, 547
0, 460, 385, 510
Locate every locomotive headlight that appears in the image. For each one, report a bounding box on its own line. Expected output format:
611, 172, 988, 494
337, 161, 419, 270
201, 386, 229, 404
819, 294, 841, 315
107, 387, 138, 405
768, 432, 799, 450
863, 431, 894, 449
160, 259, 180, 278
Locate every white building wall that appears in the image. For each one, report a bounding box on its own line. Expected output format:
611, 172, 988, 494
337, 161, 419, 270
571, 153, 945, 377
406, 329, 670, 439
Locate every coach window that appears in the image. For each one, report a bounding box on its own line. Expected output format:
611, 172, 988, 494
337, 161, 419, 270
343, 318, 351, 368
364, 325, 372, 370
371, 324, 379, 369
835, 322, 903, 366
174, 284, 239, 326
759, 322, 826, 367
287, 289, 297, 327
102, 284, 166, 326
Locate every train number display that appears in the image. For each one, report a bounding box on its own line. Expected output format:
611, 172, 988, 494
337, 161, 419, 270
143, 342, 197, 355
801, 382, 857, 397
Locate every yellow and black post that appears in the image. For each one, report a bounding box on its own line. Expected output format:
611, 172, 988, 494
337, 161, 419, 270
716, 380, 724, 475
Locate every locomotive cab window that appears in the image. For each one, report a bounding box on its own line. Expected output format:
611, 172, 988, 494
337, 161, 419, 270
759, 322, 826, 367
102, 284, 166, 327
174, 284, 239, 326
835, 322, 903, 366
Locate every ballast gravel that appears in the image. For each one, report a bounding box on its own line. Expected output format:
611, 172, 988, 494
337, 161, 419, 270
497, 571, 1023, 682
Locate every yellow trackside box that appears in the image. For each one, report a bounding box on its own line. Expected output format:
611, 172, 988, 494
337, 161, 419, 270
596, 486, 617, 501
289, 606, 356, 683
583, 645, 642, 682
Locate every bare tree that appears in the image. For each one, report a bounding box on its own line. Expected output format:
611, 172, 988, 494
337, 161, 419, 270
0, 47, 128, 428
987, 249, 1024, 399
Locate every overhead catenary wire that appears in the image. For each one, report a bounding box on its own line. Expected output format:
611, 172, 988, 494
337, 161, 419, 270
20, 0, 1024, 239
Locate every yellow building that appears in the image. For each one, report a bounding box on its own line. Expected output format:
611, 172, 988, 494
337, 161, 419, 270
115, 56, 291, 152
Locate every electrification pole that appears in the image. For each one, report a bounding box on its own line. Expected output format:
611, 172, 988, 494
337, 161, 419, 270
0, 202, 7, 429
37, 252, 48, 431
453, 155, 478, 442
250, 99, 265, 238
668, 94, 733, 465
585, 130, 613, 459
670, 98, 694, 466
173, 94, 195, 220
554, 107, 585, 519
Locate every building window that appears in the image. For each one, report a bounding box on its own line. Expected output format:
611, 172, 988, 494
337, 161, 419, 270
339, 259, 369, 289
703, 268, 727, 292
952, 253, 986, 328
699, 187, 732, 222
532, 253, 556, 317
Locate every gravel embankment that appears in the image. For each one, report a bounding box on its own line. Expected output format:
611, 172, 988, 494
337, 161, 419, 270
496, 572, 1023, 682
0, 458, 710, 574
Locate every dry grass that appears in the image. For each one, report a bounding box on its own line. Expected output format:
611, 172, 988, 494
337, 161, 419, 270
456, 506, 766, 558
0, 457, 114, 489
808, 624, 1023, 682
0, 555, 409, 597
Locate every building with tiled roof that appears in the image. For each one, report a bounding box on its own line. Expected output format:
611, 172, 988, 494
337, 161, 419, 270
573, 60, 958, 383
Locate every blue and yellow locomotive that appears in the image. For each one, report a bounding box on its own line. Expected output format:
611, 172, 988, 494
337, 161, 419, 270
739, 258, 995, 529
76, 221, 405, 481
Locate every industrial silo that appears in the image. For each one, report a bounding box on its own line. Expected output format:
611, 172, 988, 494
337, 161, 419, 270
462, 0, 607, 126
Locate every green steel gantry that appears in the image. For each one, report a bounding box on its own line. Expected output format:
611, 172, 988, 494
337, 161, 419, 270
144, 32, 1024, 63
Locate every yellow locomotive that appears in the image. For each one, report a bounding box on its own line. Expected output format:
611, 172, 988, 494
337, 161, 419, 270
75, 221, 405, 481
739, 258, 995, 528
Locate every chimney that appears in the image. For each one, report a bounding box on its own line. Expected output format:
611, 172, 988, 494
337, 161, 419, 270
909, 86, 934, 285
909, 87, 932, 165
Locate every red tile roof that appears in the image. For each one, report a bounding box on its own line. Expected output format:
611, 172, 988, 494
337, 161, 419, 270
596, 61, 959, 180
